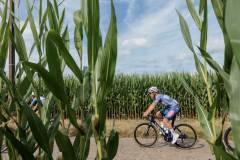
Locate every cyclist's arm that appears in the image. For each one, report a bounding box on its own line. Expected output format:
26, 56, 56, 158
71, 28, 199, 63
143, 95, 162, 117
143, 103, 156, 117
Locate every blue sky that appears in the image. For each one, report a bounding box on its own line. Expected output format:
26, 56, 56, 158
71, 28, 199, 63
3, 0, 225, 75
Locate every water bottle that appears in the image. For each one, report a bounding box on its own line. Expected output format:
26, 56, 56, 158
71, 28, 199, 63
159, 123, 164, 135
165, 128, 169, 134
160, 123, 164, 129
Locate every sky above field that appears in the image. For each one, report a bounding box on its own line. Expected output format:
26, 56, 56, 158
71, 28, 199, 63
4, 0, 225, 75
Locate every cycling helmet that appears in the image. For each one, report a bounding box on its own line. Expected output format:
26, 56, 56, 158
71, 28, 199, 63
148, 86, 159, 93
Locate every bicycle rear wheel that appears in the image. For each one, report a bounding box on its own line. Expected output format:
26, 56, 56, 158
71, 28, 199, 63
1, 144, 7, 153
174, 124, 197, 148
224, 127, 235, 151
134, 123, 158, 147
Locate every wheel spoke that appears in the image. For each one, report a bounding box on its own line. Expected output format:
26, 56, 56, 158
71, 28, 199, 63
134, 123, 158, 147
174, 124, 197, 148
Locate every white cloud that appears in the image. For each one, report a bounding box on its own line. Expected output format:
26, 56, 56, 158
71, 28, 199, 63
118, 1, 187, 56
123, 38, 147, 47
175, 52, 193, 61
207, 38, 224, 54
124, 0, 137, 23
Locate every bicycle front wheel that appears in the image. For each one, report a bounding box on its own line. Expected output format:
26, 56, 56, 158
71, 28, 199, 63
134, 123, 158, 147
174, 124, 197, 148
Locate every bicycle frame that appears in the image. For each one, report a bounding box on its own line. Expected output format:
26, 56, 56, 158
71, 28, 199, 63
147, 115, 167, 136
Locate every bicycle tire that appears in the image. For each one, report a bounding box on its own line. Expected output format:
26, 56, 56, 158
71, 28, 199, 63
224, 127, 234, 151
174, 123, 197, 148
134, 123, 158, 147
1, 144, 7, 153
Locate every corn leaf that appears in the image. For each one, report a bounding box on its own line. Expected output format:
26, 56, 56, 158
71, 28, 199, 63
53, 0, 59, 19
46, 30, 83, 82
41, 93, 54, 125
211, 0, 224, 30
177, 10, 195, 53
107, 129, 119, 160
200, 0, 208, 51
102, 0, 118, 88
186, 0, 202, 30
80, 70, 91, 106
47, 114, 60, 154
20, 17, 29, 33
225, 0, 240, 69
22, 103, 52, 156
199, 0, 205, 15
39, 8, 48, 38
86, 0, 101, 71
3, 128, 35, 160
198, 47, 231, 96
17, 75, 31, 97
73, 133, 81, 157
58, 8, 65, 31
26, 0, 42, 56
62, 25, 69, 50
0, 22, 9, 70
229, 57, 240, 157
23, 62, 68, 105
45, 31, 65, 90
55, 130, 77, 160
47, 0, 59, 32
20, 2, 34, 33
225, 0, 240, 150
74, 10, 83, 64
13, 22, 28, 61
39, 0, 42, 25
0, 0, 8, 37
181, 77, 215, 143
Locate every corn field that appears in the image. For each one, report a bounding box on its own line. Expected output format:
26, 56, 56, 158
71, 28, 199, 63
57, 73, 223, 119
106, 73, 219, 119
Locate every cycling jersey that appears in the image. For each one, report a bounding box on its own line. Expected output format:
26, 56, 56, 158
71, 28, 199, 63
152, 94, 179, 108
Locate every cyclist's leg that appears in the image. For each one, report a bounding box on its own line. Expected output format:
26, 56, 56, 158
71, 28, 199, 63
163, 106, 180, 144
155, 111, 163, 122
162, 108, 171, 128
163, 106, 180, 127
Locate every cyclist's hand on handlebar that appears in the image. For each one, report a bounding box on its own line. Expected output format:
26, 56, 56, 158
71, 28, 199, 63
143, 112, 148, 118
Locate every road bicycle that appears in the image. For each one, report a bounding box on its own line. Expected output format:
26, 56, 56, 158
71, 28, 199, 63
134, 114, 197, 148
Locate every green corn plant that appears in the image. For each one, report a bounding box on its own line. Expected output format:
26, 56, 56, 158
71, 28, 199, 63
74, 0, 118, 159
178, 0, 240, 159
0, 2, 10, 159
15, 0, 118, 159
0, 0, 82, 159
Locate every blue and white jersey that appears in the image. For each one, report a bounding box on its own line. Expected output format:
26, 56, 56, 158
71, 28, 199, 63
30, 97, 37, 106
152, 94, 179, 108
30, 96, 45, 106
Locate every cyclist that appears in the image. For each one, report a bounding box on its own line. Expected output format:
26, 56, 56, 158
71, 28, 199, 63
143, 86, 180, 144
30, 92, 45, 112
